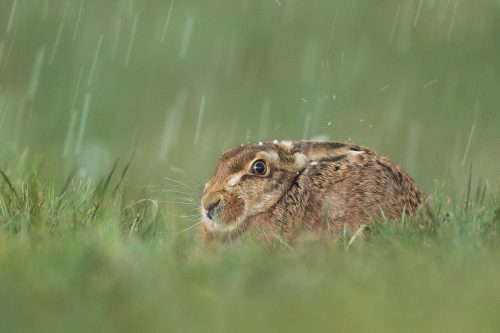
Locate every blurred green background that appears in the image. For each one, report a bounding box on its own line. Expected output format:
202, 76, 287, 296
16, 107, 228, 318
1, 2, 500, 333
0, 0, 498, 192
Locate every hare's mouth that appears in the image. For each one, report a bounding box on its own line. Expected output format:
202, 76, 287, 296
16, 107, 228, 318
201, 216, 248, 237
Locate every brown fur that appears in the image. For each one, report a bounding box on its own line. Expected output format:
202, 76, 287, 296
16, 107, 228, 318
200, 141, 424, 243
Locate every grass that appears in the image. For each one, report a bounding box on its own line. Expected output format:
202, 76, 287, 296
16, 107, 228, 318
0, 161, 499, 333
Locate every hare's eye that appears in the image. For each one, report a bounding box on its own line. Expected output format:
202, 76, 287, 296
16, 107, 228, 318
251, 160, 267, 175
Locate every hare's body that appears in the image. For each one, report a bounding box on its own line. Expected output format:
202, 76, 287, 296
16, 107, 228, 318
200, 141, 424, 243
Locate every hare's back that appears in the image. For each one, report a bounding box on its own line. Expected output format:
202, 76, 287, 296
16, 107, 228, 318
314, 150, 423, 225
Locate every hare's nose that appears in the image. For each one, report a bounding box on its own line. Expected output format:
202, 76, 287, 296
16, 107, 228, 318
205, 199, 221, 220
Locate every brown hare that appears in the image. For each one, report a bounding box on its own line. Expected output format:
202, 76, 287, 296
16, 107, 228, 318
200, 140, 424, 244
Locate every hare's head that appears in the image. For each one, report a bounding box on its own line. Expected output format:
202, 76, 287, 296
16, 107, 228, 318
200, 141, 357, 239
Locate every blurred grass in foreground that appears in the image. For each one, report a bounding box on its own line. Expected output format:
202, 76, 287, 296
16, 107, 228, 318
0, 1, 499, 332
0, 160, 499, 333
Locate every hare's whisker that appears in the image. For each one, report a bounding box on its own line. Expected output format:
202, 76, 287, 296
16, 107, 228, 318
137, 184, 167, 188
170, 221, 201, 233
162, 211, 199, 219
161, 197, 197, 204
158, 200, 198, 206
156, 185, 193, 192
196, 178, 210, 188
162, 177, 196, 191
175, 214, 199, 218
160, 196, 197, 202
151, 189, 195, 195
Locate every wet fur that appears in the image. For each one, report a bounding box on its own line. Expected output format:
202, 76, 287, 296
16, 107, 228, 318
201, 141, 424, 244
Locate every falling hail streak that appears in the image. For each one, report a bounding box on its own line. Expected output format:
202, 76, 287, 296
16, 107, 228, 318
327, 10, 338, 53
439, 0, 451, 27
126, 0, 134, 17
461, 124, 475, 167
26, 46, 45, 100
50, 21, 64, 65
6, 0, 17, 33
63, 109, 78, 158
49, 2, 69, 65
41, 0, 50, 21
423, 79, 437, 88
124, 14, 139, 67
1, 28, 17, 72
193, 96, 206, 145
14, 98, 25, 149
161, 0, 175, 43
413, 0, 423, 27
87, 34, 103, 86
158, 90, 188, 161
71, 67, 84, 111
447, 1, 459, 42
179, 16, 194, 59
159, 108, 177, 161
75, 94, 92, 155
110, 19, 123, 60
72, 0, 85, 41
64, 67, 84, 158
0, 102, 8, 131
389, 4, 401, 43
380, 84, 391, 92
0, 41, 5, 66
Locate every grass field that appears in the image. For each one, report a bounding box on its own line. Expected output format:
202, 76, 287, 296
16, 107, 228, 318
0, 162, 499, 332
0, 1, 499, 332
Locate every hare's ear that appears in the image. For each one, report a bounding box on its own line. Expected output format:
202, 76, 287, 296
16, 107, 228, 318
292, 141, 363, 163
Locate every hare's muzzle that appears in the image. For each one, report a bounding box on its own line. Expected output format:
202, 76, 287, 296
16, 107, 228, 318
201, 193, 224, 223
200, 183, 246, 236
205, 199, 221, 221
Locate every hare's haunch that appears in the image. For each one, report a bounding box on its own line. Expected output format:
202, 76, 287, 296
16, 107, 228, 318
200, 141, 424, 242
